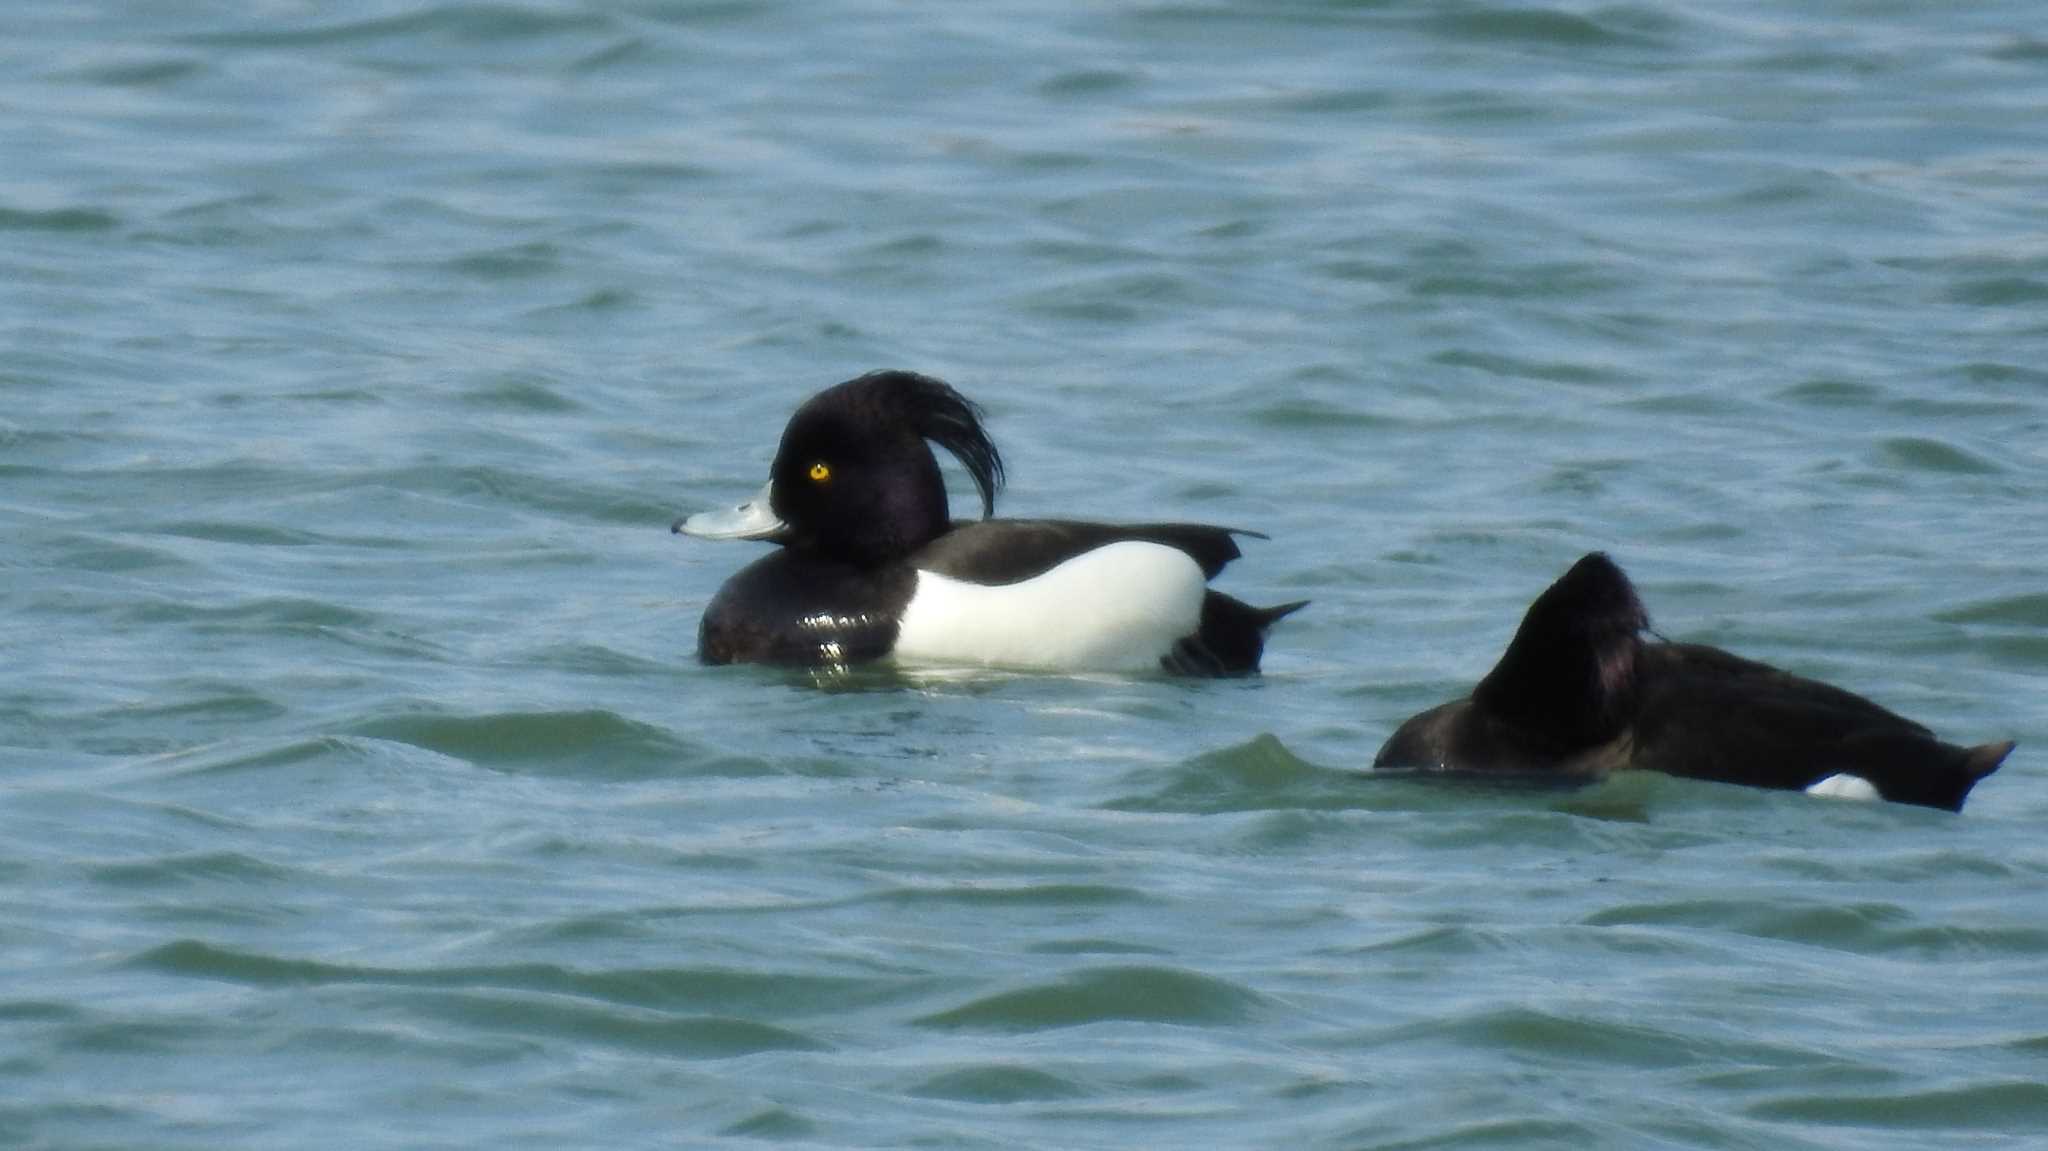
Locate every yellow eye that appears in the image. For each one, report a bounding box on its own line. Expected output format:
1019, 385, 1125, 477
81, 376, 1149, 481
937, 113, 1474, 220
808, 461, 831, 483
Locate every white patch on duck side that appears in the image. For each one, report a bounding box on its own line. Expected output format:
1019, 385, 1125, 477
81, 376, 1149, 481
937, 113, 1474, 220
1805, 773, 1881, 802
890, 540, 1207, 672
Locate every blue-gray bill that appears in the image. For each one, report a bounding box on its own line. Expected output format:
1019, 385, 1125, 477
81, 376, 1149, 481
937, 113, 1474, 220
674, 481, 784, 541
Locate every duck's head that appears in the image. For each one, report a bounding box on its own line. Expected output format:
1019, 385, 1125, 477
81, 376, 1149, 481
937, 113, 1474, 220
676, 370, 1005, 566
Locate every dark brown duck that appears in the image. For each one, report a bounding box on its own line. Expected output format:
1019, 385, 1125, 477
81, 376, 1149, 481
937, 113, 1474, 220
1375, 552, 2013, 811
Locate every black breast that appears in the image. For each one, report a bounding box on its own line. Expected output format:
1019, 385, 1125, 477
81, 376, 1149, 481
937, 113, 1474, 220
698, 550, 917, 668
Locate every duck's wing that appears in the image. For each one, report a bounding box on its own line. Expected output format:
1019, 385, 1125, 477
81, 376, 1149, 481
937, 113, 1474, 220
1630, 643, 2010, 810
1633, 645, 1932, 783
1644, 642, 1934, 734
912, 519, 1260, 584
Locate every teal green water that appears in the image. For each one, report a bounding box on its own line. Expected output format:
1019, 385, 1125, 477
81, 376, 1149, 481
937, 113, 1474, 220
6, 2, 2048, 1148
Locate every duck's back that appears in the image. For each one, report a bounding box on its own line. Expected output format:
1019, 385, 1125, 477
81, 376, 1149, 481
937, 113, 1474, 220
1629, 643, 2005, 810
911, 519, 1249, 585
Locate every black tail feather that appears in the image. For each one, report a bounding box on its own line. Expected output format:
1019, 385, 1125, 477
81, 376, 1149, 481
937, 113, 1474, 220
1944, 740, 2017, 810
1966, 740, 2015, 782
1162, 593, 1308, 677
1881, 739, 2015, 812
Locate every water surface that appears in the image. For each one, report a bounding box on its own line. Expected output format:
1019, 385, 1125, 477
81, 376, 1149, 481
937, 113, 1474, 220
5, 1, 2047, 1148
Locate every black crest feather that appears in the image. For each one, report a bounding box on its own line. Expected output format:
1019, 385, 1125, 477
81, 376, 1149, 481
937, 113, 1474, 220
858, 370, 1005, 518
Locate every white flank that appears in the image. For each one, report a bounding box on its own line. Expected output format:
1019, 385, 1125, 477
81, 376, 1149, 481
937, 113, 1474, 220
891, 541, 1207, 672
1805, 773, 1881, 802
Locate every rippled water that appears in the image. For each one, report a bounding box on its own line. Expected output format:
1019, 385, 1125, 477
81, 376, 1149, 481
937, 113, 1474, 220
6, 1, 2048, 1147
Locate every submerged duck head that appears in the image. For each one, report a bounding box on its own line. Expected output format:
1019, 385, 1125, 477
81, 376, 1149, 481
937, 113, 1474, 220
677, 370, 1006, 567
